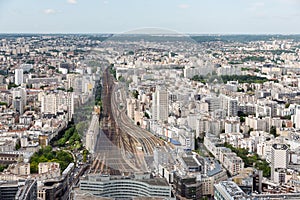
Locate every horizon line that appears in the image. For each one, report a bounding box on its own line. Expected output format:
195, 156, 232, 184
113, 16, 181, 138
0, 32, 300, 36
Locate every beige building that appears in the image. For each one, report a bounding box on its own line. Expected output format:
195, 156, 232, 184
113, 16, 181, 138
7, 163, 30, 175
38, 162, 60, 176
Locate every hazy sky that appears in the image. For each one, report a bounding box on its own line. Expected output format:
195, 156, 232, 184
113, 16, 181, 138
1, 0, 300, 34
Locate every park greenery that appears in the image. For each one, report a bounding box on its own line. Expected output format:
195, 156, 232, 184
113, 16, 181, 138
30, 146, 73, 173
220, 75, 268, 84
191, 74, 268, 85
95, 80, 102, 107
228, 61, 243, 65
241, 56, 265, 63
53, 125, 82, 150
191, 75, 206, 84
224, 142, 271, 177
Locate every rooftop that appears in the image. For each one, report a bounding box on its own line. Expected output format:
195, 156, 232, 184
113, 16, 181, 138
272, 143, 288, 150
215, 181, 246, 197
182, 156, 199, 167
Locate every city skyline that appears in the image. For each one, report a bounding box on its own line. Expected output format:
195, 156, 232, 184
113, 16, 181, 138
1, 0, 300, 34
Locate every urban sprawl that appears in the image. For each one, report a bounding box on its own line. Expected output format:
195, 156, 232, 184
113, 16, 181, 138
0, 34, 300, 200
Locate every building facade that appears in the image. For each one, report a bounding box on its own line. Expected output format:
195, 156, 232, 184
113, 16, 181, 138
80, 174, 171, 198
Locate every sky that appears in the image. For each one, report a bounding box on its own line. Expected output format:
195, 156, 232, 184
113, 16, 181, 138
0, 0, 300, 34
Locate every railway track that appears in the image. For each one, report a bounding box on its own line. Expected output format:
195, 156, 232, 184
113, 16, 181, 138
94, 67, 164, 174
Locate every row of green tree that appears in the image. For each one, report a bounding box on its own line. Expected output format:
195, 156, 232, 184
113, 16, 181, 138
224, 142, 271, 177
221, 75, 268, 84
95, 79, 102, 107
241, 56, 265, 63
53, 125, 82, 149
191, 75, 206, 84
191, 74, 269, 84
0, 102, 8, 106
109, 65, 116, 79
30, 146, 73, 173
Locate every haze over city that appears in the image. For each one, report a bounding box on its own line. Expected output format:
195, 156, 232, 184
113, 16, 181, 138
1, 0, 300, 34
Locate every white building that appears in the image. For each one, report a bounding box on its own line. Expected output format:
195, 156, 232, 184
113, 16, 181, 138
19, 64, 33, 72
271, 144, 289, 183
216, 65, 241, 76
11, 87, 27, 114
14, 69, 24, 85
152, 85, 169, 122
294, 105, 300, 129
225, 119, 240, 133
40, 91, 74, 121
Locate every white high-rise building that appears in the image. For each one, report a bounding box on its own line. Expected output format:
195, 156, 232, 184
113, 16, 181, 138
40, 91, 74, 121
294, 105, 300, 129
204, 97, 220, 113
11, 87, 27, 114
225, 119, 240, 133
152, 85, 169, 122
228, 99, 238, 117
12, 87, 27, 105
15, 69, 24, 85
13, 98, 24, 114
271, 144, 289, 183
41, 93, 57, 115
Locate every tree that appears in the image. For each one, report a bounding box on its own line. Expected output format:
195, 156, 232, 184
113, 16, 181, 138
132, 90, 139, 99
109, 65, 116, 79
0, 102, 8, 106
270, 126, 278, 137
240, 116, 245, 123
248, 128, 254, 135
83, 149, 89, 162
30, 146, 74, 173
0, 165, 8, 172
224, 142, 271, 177
67, 87, 74, 92
237, 88, 245, 92
144, 112, 150, 119
118, 76, 125, 82
15, 140, 21, 150
8, 83, 18, 89
191, 75, 206, 84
